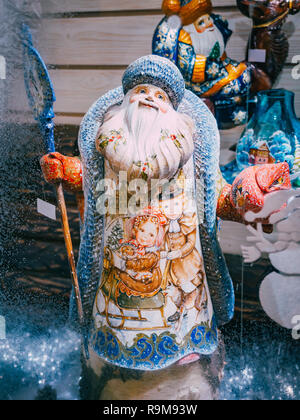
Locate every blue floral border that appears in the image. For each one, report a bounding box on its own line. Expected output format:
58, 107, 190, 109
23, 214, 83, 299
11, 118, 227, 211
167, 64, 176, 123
90, 317, 218, 371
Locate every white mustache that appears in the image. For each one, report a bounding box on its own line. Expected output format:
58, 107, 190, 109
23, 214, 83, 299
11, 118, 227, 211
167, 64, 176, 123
138, 100, 159, 111
97, 88, 195, 181
184, 23, 225, 57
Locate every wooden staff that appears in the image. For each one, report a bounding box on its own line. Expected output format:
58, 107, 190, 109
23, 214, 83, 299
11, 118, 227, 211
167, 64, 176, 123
21, 24, 85, 327
56, 183, 84, 325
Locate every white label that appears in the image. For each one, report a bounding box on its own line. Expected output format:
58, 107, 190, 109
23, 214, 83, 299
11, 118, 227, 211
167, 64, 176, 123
0, 315, 5, 340
248, 49, 266, 63
292, 316, 300, 340
292, 55, 300, 80
0, 55, 6, 80
37, 198, 56, 220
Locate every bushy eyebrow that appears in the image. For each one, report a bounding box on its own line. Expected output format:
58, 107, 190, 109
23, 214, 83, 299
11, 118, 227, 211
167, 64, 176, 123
135, 85, 149, 92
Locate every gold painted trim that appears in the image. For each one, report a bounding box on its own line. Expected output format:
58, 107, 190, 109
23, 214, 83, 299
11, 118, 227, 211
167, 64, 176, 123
162, 0, 181, 15
178, 29, 192, 45
253, 10, 289, 29
192, 55, 207, 83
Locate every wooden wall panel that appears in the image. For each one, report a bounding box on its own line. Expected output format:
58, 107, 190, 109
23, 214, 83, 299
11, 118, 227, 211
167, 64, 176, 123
42, 0, 163, 14
41, 0, 236, 14
10, 2, 300, 130
9, 66, 299, 132
49, 68, 124, 113
45, 66, 299, 117
38, 12, 300, 66
39, 15, 162, 66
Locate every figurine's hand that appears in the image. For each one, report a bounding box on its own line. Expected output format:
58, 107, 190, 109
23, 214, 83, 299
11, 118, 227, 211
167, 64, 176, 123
230, 163, 291, 220
241, 245, 262, 264
40, 152, 64, 184
40, 152, 83, 192
167, 250, 182, 260
246, 224, 275, 253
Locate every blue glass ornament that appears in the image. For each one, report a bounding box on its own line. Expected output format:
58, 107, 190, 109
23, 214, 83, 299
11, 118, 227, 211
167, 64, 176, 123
222, 89, 300, 187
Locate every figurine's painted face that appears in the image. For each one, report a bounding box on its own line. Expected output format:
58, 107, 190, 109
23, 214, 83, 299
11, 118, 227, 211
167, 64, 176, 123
194, 14, 214, 34
184, 15, 225, 57
160, 194, 184, 220
129, 84, 171, 114
135, 219, 159, 247
97, 86, 195, 182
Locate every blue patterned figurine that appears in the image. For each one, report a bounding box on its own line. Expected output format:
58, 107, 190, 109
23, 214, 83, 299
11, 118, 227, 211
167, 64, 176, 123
153, 0, 251, 129
40, 56, 292, 399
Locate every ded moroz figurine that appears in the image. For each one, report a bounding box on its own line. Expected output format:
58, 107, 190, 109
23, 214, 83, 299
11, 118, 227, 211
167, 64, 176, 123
40, 55, 291, 399
153, 0, 251, 128
153, 0, 300, 129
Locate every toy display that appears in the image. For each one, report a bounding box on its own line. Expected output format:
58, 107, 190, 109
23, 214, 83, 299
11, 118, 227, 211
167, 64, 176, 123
237, 0, 300, 92
0, 0, 298, 402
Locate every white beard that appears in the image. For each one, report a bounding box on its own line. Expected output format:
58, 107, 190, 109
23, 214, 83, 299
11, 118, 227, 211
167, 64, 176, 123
96, 90, 195, 182
184, 23, 225, 58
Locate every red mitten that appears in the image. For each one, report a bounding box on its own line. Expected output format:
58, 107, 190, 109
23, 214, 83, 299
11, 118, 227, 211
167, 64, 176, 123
230, 163, 291, 217
40, 152, 83, 192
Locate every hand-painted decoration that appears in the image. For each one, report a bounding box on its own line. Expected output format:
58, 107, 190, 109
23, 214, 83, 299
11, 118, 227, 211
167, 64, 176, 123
153, 0, 251, 129
222, 90, 300, 187
242, 188, 300, 330
40, 55, 292, 371
152, 0, 299, 129
230, 162, 291, 218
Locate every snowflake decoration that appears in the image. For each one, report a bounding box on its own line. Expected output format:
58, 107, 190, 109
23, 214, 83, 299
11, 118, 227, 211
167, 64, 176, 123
233, 110, 247, 125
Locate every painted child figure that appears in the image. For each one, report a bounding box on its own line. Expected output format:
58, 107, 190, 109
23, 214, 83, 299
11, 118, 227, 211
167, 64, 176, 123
96, 208, 170, 334
40, 56, 291, 399
159, 182, 209, 330
116, 210, 167, 294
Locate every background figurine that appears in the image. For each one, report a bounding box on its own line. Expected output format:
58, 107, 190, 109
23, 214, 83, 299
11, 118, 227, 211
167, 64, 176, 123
152, 0, 299, 129
237, 0, 300, 92
40, 55, 292, 400
153, 0, 251, 129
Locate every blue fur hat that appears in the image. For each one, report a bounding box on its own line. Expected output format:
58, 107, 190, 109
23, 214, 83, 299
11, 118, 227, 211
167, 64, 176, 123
122, 55, 185, 109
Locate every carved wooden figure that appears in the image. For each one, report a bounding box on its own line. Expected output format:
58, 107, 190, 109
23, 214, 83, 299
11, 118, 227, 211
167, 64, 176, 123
40, 56, 292, 399
237, 0, 300, 92
153, 0, 251, 129
153, 0, 300, 129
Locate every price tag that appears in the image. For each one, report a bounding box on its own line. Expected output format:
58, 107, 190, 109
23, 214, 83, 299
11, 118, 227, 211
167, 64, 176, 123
0, 315, 5, 340
37, 198, 56, 220
248, 49, 266, 63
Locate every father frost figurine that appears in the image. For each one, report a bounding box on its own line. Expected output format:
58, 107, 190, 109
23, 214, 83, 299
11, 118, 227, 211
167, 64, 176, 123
40, 55, 291, 399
